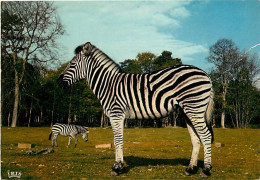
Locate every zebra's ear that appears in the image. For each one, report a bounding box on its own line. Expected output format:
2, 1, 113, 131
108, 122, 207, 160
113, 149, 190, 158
82, 42, 92, 55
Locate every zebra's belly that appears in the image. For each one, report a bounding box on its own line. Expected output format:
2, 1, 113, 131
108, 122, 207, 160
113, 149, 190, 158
125, 109, 152, 119
125, 101, 175, 120
59, 132, 70, 136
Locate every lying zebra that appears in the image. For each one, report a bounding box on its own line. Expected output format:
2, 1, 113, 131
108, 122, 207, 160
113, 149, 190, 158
48, 123, 89, 147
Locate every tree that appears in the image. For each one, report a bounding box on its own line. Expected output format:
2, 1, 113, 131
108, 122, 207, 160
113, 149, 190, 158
1, 2, 64, 127
208, 39, 260, 128
152, 50, 182, 71
227, 51, 260, 128
1, 55, 15, 126
119, 59, 142, 74
136, 52, 156, 73
207, 39, 239, 128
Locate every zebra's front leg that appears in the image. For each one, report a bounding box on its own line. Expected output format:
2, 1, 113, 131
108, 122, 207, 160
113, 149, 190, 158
185, 123, 200, 175
71, 134, 78, 148
109, 115, 125, 176
52, 134, 58, 147
67, 136, 72, 148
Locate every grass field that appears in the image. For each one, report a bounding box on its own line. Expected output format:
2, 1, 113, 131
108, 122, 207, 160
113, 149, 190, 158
1, 127, 260, 179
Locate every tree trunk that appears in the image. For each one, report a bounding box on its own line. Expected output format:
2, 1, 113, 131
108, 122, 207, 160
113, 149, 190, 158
68, 89, 72, 124
11, 69, 19, 127
138, 119, 142, 128
173, 118, 176, 127
7, 112, 11, 127
51, 88, 55, 127
11, 51, 26, 128
221, 110, 225, 128
51, 109, 54, 127
73, 114, 76, 123
101, 112, 104, 128
124, 119, 128, 128
172, 109, 178, 127
41, 111, 43, 122
28, 98, 33, 127
221, 80, 227, 128
235, 103, 239, 128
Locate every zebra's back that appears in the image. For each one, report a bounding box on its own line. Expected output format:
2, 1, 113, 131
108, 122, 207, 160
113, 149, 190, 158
51, 123, 77, 136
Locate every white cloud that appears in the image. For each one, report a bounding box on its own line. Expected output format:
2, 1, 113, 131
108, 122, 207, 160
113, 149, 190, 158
170, 7, 190, 18
55, 1, 208, 65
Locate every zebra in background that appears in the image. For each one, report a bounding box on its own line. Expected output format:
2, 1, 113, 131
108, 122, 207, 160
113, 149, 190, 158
58, 42, 214, 177
48, 123, 89, 148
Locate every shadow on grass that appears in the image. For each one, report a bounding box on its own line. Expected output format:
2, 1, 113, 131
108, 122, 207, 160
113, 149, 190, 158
122, 155, 204, 174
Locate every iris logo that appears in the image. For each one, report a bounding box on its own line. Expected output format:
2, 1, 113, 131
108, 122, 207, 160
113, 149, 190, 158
8, 171, 22, 178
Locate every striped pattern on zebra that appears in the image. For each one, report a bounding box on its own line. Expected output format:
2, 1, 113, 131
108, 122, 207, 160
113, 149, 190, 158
58, 42, 214, 177
48, 123, 89, 148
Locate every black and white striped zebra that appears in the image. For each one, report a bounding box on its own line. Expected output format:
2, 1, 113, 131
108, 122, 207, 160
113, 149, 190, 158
48, 123, 89, 147
58, 42, 214, 176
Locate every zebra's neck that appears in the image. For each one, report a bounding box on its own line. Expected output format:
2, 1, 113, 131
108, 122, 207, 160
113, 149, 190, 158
85, 46, 122, 103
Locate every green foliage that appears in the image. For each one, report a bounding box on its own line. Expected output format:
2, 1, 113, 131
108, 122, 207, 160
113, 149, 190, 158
208, 38, 260, 128
39, 64, 103, 126
1, 55, 42, 126
1, 9, 24, 47
120, 50, 182, 74
152, 51, 182, 71
1, 1, 65, 127
120, 59, 142, 74
136, 52, 156, 73
1, 59, 103, 127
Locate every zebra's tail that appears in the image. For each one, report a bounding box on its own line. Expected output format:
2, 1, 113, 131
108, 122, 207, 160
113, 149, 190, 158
48, 131, 52, 140
205, 87, 214, 143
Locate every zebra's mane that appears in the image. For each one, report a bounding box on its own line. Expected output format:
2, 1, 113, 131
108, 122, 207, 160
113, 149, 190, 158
75, 43, 122, 73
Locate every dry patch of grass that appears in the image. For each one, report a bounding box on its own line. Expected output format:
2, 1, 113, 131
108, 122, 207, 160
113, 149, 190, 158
1, 127, 259, 179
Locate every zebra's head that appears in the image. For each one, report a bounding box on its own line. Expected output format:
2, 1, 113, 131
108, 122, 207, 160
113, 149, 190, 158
82, 128, 89, 142
58, 42, 93, 87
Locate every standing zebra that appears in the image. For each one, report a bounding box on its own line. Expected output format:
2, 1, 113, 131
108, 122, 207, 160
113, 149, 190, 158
49, 123, 89, 147
58, 42, 214, 177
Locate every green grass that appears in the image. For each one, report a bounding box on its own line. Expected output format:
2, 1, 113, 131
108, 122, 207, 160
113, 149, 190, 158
1, 127, 260, 179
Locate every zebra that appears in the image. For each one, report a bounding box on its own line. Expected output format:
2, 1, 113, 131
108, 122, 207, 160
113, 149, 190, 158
48, 123, 89, 148
58, 42, 214, 177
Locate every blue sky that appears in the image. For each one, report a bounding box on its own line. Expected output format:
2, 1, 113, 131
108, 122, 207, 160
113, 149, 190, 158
54, 0, 260, 72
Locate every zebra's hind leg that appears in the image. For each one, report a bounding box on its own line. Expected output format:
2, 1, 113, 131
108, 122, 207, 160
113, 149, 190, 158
186, 115, 212, 177
109, 114, 125, 176
185, 122, 200, 176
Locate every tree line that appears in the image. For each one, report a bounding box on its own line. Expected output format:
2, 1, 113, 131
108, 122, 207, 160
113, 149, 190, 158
1, 1, 260, 128
208, 39, 260, 128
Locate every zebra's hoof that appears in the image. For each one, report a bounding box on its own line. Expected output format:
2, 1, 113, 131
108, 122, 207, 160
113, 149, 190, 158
199, 167, 211, 177
111, 161, 124, 176
185, 166, 198, 176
